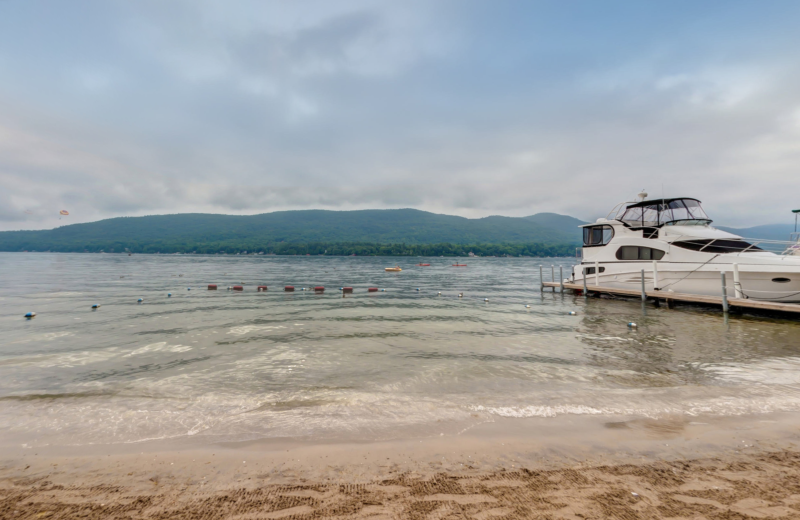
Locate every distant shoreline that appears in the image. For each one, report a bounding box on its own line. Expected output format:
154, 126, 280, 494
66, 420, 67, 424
0, 242, 579, 257
0, 251, 576, 257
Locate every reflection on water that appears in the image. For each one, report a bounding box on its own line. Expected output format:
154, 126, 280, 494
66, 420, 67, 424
0, 253, 798, 447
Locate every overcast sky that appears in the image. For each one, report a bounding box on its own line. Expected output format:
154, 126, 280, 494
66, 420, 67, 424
1, 0, 799, 231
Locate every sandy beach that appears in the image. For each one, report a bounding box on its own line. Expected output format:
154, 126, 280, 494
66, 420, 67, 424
4, 413, 800, 519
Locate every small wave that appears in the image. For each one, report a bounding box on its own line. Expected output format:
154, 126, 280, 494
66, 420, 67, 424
0, 391, 116, 401
123, 342, 192, 357
470, 404, 606, 417
41, 332, 75, 341
227, 325, 287, 336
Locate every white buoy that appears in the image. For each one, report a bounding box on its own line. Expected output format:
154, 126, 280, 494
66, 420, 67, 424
568, 311, 577, 315
458, 293, 463, 298
24, 312, 36, 318
484, 298, 489, 302
525, 305, 530, 308
438, 292, 442, 295
628, 322, 637, 329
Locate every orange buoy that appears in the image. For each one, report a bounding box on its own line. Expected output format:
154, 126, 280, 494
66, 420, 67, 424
208, 284, 217, 290
257, 286, 268, 292
416, 263, 431, 266
314, 286, 325, 293
285, 286, 295, 292
368, 287, 378, 292
233, 285, 243, 291
452, 264, 467, 267
342, 287, 353, 293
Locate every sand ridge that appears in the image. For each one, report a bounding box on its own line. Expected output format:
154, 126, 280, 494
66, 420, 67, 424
3, 449, 800, 519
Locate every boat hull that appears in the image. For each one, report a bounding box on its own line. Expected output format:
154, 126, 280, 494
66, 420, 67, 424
576, 264, 800, 303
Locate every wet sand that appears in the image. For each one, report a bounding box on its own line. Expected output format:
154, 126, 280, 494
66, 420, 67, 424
3, 413, 800, 519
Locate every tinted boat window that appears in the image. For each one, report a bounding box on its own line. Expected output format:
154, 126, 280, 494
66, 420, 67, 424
583, 225, 614, 247
672, 239, 762, 253
583, 266, 606, 275
616, 246, 665, 260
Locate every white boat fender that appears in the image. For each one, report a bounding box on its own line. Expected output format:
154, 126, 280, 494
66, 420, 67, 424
25, 312, 36, 318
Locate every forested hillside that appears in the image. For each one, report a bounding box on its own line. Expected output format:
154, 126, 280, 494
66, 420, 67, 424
0, 209, 584, 255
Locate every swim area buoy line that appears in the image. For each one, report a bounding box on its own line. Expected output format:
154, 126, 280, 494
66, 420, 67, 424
257, 286, 268, 292
314, 286, 325, 292
25, 312, 36, 318
92, 304, 101, 309
233, 286, 244, 291
368, 287, 378, 292
208, 284, 217, 290
342, 287, 353, 293
285, 286, 294, 292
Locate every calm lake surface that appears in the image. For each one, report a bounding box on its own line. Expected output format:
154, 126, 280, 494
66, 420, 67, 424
1, 253, 799, 449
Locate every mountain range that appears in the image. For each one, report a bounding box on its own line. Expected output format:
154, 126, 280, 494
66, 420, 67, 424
0, 209, 586, 254
0, 209, 794, 255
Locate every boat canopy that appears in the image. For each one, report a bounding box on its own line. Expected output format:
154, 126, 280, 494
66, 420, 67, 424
617, 198, 710, 228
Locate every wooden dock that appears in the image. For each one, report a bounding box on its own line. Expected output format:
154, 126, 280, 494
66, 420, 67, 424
542, 281, 800, 315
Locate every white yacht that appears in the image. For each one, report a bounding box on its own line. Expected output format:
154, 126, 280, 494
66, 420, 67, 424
572, 193, 800, 303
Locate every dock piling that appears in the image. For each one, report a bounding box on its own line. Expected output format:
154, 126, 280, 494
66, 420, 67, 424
560, 267, 564, 292
733, 263, 742, 299
641, 270, 646, 301
551, 265, 556, 292
721, 272, 729, 313
539, 266, 543, 291
652, 261, 659, 291
583, 268, 588, 296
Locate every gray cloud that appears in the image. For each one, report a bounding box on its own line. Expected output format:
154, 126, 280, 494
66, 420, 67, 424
1, 0, 799, 231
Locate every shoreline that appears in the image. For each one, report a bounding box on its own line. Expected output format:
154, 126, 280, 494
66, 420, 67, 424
4, 412, 800, 518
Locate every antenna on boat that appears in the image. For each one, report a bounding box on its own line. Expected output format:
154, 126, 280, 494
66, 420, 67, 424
636, 189, 648, 202
794, 208, 800, 232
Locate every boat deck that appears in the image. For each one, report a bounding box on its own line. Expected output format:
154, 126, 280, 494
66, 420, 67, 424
542, 281, 800, 315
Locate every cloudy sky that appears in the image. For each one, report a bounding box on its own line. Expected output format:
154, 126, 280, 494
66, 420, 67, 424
1, 0, 799, 231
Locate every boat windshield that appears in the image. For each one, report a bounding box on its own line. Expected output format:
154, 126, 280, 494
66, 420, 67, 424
618, 198, 710, 227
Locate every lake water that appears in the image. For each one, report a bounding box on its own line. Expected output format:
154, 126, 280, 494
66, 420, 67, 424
1, 253, 799, 449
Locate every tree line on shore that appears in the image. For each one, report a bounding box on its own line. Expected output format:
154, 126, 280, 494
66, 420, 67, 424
7, 241, 578, 257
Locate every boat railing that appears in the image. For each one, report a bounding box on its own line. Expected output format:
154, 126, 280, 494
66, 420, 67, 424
604, 201, 635, 221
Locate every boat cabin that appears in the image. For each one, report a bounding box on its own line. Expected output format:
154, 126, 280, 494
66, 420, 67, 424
617, 198, 710, 228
